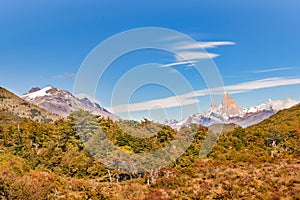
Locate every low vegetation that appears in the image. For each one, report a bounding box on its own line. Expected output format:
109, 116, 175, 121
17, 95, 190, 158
0, 104, 299, 199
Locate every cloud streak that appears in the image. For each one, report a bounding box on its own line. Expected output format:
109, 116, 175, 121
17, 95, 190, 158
53, 72, 76, 79
250, 67, 296, 74
110, 94, 200, 113
159, 60, 197, 68
224, 77, 300, 92
161, 39, 236, 68
110, 77, 300, 113
174, 41, 236, 51
175, 52, 219, 61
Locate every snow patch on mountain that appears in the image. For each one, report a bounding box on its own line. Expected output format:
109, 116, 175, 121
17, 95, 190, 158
22, 85, 53, 100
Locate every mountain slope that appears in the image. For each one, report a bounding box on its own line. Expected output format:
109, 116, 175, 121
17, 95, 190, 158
211, 103, 300, 161
0, 87, 60, 123
21, 85, 118, 120
247, 103, 300, 133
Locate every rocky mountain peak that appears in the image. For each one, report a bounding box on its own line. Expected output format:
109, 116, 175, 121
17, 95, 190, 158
210, 100, 218, 110
28, 87, 41, 93
222, 92, 235, 106
207, 92, 244, 118
221, 92, 244, 117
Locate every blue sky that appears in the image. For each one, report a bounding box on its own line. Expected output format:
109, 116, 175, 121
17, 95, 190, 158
1, 0, 300, 121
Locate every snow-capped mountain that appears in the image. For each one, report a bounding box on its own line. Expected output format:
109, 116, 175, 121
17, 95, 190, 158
228, 110, 276, 128
243, 98, 299, 114
166, 92, 299, 129
21, 85, 119, 120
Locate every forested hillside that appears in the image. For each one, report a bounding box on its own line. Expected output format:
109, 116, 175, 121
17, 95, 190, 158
0, 105, 299, 199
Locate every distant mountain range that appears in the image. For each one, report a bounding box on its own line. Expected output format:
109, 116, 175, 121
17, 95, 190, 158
165, 92, 299, 129
1, 85, 298, 128
21, 85, 119, 120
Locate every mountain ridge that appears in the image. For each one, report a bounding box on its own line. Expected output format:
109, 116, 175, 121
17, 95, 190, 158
21, 85, 119, 120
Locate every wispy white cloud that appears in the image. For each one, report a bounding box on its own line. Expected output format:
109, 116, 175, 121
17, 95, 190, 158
186, 77, 300, 97
53, 72, 76, 79
175, 52, 219, 61
159, 60, 197, 68
110, 93, 199, 113
159, 51, 219, 67
110, 77, 300, 113
250, 67, 296, 74
174, 41, 236, 51
162, 40, 235, 68
224, 77, 300, 92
